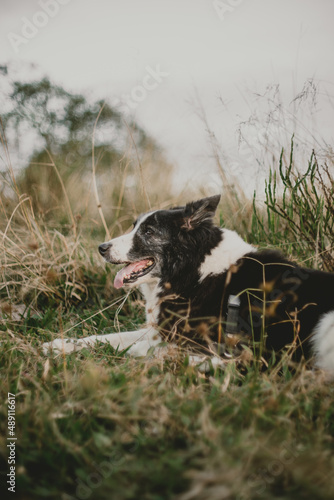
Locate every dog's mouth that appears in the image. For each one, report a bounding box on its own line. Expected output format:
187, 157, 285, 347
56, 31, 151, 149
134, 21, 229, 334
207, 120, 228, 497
114, 258, 155, 289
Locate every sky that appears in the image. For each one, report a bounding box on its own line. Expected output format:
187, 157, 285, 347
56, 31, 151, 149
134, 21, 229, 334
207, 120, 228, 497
1, 0, 334, 194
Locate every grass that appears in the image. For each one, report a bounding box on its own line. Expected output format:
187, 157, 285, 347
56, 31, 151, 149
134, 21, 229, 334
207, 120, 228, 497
1, 123, 334, 499
1, 327, 334, 500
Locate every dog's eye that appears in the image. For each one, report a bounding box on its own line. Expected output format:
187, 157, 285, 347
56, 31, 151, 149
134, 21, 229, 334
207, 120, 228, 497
144, 227, 154, 236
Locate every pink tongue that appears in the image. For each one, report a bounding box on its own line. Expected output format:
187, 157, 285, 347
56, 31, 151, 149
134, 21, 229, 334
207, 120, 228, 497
114, 260, 151, 289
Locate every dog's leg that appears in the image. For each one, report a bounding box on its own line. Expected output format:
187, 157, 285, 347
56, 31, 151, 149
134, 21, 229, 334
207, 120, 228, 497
188, 354, 227, 372
126, 336, 162, 356
42, 328, 160, 355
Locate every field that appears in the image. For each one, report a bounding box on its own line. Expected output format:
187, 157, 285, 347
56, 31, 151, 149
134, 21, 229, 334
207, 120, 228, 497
1, 111, 334, 500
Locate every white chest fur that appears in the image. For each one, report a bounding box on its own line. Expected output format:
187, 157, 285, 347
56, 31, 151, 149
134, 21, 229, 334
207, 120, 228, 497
139, 279, 161, 326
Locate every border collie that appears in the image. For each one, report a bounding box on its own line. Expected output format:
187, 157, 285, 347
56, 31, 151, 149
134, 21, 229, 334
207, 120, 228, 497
43, 195, 334, 375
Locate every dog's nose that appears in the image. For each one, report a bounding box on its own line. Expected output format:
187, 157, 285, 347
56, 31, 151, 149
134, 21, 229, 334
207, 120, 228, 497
98, 243, 110, 256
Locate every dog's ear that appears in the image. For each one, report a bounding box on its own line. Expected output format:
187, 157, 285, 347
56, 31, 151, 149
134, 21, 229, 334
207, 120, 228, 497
182, 195, 221, 230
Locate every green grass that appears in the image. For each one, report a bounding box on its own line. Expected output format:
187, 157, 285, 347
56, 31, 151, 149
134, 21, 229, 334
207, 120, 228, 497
1, 305, 334, 500
251, 139, 334, 270
1, 138, 334, 499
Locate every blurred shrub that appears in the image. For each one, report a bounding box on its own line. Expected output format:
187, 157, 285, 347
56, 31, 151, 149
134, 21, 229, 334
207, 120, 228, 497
2, 72, 174, 234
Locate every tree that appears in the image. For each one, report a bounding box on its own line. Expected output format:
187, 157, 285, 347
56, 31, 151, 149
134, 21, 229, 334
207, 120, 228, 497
1, 69, 172, 228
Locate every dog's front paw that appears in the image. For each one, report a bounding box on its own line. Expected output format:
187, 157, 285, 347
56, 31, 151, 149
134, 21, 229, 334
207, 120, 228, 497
42, 338, 84, 355
188, 355, 227, 372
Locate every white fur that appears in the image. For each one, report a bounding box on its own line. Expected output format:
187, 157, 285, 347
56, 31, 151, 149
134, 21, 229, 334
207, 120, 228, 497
140, 279, 161, 325
42, 228, 253, 366
43, 278, 163, 357
199, 229, 254, 281
106, 232, 135, 262
104, 211, 157, 262
42, 327, 161, 356
42, 214, 334, 378
42, 212, 164, 357
312, 311, 334, 375
188, 354, 227, 372
42, 333, 227, 370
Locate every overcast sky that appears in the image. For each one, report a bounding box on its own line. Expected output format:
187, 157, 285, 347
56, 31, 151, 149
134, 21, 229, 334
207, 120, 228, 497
1, 0, 334, 193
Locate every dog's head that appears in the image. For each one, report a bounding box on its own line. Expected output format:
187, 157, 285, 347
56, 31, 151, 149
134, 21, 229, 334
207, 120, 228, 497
98, 195, 221, 289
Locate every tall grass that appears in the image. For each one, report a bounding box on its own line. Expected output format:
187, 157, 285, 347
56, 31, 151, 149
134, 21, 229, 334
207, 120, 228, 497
252, 137, 334, 271
1, 108, 334, 500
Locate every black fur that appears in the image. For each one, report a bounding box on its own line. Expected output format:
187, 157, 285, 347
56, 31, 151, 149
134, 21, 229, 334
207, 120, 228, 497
102, 195, 334, 363
158, 246, 334, 359
128, 196, 223, 294
135, 196, 334, 360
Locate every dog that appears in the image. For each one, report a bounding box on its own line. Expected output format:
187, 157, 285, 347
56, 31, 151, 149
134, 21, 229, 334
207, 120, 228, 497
43, 195, 334, 375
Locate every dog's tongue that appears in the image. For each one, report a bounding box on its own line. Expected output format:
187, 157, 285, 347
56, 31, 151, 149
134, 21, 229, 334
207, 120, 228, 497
114, 260, 150, 289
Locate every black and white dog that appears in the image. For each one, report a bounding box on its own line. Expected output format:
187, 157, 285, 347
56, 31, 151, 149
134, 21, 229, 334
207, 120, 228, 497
43, 195, 334, 375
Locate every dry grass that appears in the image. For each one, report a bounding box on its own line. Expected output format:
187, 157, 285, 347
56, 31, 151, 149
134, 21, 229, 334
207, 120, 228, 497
1, 109, 334, 499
